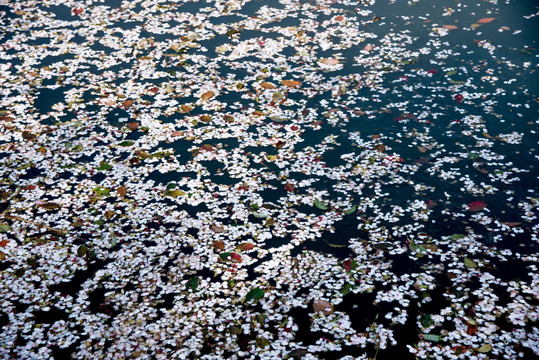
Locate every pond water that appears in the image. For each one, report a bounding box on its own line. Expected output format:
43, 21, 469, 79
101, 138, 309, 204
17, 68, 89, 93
0, 0, 537, 359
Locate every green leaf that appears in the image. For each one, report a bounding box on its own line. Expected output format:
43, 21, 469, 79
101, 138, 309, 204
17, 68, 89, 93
77, 244, 88, 257
446, 70, 457, 76
285, 349, 308, 359
0, 224, 11, 232
93, 187, 110, 196
118, 140, 134, 147
340, 283, 354, 295
420, 314, 433, 327
219, 252, 232, 261
314, 199, 329, 210
253, 211, 269, 219
166, 183, 177, 190
450, 233, 466, 240
464, 258, 478, 269
422, 333, 441, 342
256, 337, 270, 348
477, 344, 492, 353
242, 287, 264, 303
344, 204, 357, 215
97, 162, 112, 171
187, 276, 199, 291
110, 233, 118, 248
166, 190, 186, 197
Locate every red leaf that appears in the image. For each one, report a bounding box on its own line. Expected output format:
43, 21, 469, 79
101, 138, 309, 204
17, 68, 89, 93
0, 240, 9, 247
284, 183, 295, 192
477, 18, 495, 24
230, 252, 242, 263
443, 25, 458, 30
237, 242, 255, 251
342, 259, 353, 272
201, 144, 213, 151
454, 94, 464, 103
334, 15, 344, 21
466, 324, 478, 335
73, 8, 84, 16
468, 201, 487, 211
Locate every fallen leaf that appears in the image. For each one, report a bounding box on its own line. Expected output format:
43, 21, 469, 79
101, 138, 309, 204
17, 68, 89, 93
200, 91, 215, 101
281, 80, 301, 88
443, 25, 458, 30
243, 287, 264, 303
37, 201, 61, 211
417, 146, 427, 153
260, 82, 276, 89
477, 344, 492, 353
237, 242, 255, 251
464, 258, 478, 269
72, 8, 84, 16
213, 240, 225, 251
319, 58, 340, 65
363, 44, 374, 51
468, 201, 487, 211
121, 100, 134, 109
477, 18, 495, 24
500, 221, 522, 227
313, 299, 334, 315
284, 183, 295, 192
422, 333, 441, 342
126, 122, 139, 130
375, 144, 386, 153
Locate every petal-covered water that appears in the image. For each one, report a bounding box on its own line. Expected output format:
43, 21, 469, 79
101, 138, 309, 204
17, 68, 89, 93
0, 0, 537, 359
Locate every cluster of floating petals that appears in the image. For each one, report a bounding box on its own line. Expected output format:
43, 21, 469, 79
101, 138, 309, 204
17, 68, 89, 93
0, 0, 537, 359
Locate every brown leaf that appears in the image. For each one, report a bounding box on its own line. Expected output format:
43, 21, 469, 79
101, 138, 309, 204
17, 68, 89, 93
260, 82, 276, 89
117, 186, 127, 197
500, 221, 522, 227
121, 100, 134, 109
353, 110, 365, 116
126, 122, 139, 131
213, 240, 225, 251
281, 80, 301, 88
104, 210, 115, 220
443, 25, 458, 30
313, 300, 334, 315
474, 167, 489, 174
319, 58, 340, 65
417, 146, 427, 153
375, 144, 386, 153
200, 91, 215, 101
37, 201, 61, 211
212, 224, 224, 233
179, 105, 193, 113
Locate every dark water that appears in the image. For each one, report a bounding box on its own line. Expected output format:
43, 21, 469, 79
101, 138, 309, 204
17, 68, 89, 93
0, 1, 537, 359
